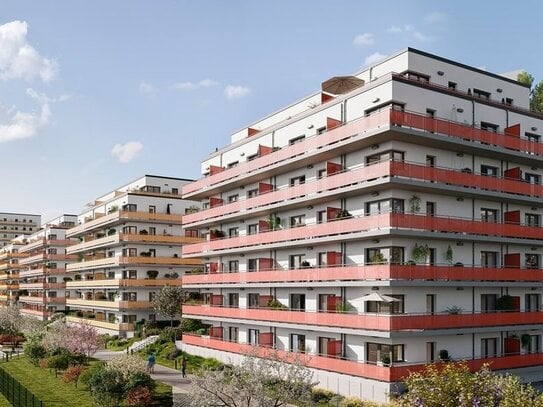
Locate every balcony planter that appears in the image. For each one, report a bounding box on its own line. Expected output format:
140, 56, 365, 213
521, 334, 531, 349
409, 194, 421, 213
300, 260, 311, 269
412, 243, 429, 263
379, 354, 391, 367
445, 245, 453, 265
107, 229, 116, 236
438, 349, 450, 361
335, 210, 353, 220
146, 270, 159, 280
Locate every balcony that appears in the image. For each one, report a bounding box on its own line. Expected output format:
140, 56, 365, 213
183, 305, 543, 332
184, 334, 543, 382
65, 298, 152, 310
183, 263, 543, 286
20, 239, 75, 253
19, 268, 65, 278
19, 296, 66, 304
19, 253, 77, 266
67, 255, 200, 272
0, 252, 27, 260
66, 211, 184, 238
18, 282, 66, 290
66, 278, 182, 289
183, 212, 543, 257
65, 316, 134, 332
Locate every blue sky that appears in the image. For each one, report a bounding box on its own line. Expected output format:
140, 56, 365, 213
1, 0, 543, 221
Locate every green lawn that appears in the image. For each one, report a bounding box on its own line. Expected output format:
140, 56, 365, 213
0, 394, 10, 407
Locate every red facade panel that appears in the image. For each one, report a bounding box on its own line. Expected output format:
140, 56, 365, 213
326, 161, 343, 176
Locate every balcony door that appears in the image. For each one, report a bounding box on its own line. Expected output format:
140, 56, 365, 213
481, 338, 498, 358
290, 294, 306, 311
290, 334, 306, 353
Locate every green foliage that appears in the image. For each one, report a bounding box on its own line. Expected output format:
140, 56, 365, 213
496, 295, 515, 311
311, 387, 335, 404
159, 327, 182, 343
24, 340, 47, 366
181, 318, 203, 333
152, 286, 186, 327
124, 386, 153, 406
125, 371, 155, 393
79, 362, 104, 387
518, 71, 535, 87
412, 243, 429, 262
88, 367, 126, 407
47, 354, 72, 372
409, 194, 421, 213
517, 71, 543, 113
146, 270, 159, 279
445, 245, 453, 265
267, 298, 287, 309
398, 361, 543, 406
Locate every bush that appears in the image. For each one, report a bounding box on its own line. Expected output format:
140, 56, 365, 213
166, 348, 182, 360
159, 327, 181, 343
88, 366, 127, 407
123, 386, 153, 406
79, 362, 104, 387
312, 387, 335, 404
24, 341, 47, 366
144, 328, 161, 336
62, 364, 86, 386
39, 358, 49, 369
181, 318, 203, 333
47, 354, 72, 372
125, 371, 155, 392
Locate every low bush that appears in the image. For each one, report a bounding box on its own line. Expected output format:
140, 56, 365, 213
24, 341, 47, 366
125, 371, 155, 393
62, 364, 86, 387
312, 387, 335, 404
79, 362, 104, 387
124, 386, 153, 406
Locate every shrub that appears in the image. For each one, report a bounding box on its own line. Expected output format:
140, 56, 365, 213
125, 371, 155, 392
167, 348, 182, 360
181, 318, 203, 333
159, 327, 181, 343
62, 364, 86, 387
144, 328, 161, 336
312, 387, 335, 404
24, 341, 47, 366
47, 354, 72, 373
79, 362, 104, 387
88, 367, 126, 407
123, 386, 153, 407
340, 397, 365, 407
106, 354, 147, 380
39, 358, 49, 369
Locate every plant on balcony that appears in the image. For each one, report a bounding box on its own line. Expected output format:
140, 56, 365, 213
108, 205, 119, 214
140, 251, 151, 257
496, 295, 515, 311
107, 228, 116, 236
146, 270, 159, 280
335, 209, 353, 220
380, 353, 391, 366
412, 243, 429, 263
63, 277, 72, 282
446, 305, 463, 314
139, 229, 148, 235
409, 194, 421, 213
267, 216, 281, 231
210, 229, 225, 239
445, 245, 454, 265
78, 253, 84, 262
266, 299, 287, 310
521, 334, 531, 349
371, 251, 388, 264
185, 205, 200, 214
74, 275, 82, 281
438, 349, 450, 361
300, 260, 311, 269
335, 302, 352, 313
170, 272, 179, 279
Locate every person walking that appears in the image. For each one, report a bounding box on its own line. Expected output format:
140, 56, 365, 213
181, 356, 187, 378
147, 352, 156, 374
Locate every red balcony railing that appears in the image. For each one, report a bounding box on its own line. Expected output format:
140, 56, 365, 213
182, 264, 543, 285
183, 212, 542, 256
183, 334, 543, 382
183, 305, 543, 331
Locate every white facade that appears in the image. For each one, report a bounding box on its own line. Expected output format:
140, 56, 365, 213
0, 212, 41, 247
181, 48, 543, 402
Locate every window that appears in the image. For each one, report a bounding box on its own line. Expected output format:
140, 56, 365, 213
317, 169, 326, 179
505, 98, 513, 106
527, 335, 540, 354
123, 204, 137, 212
526, 213, 540, 227
526, 132, 541, 142
228, 194, 239, 203
228, 327, 239, 342
473, 89, 491, 100
480, 121, 498, 132
122, 292, 137, 301
122, 270, 137, 279
390, 247, 404, 264
290, 334, 306, 352
448, 81, 457, 90
481, 294, 498, 312
123, 226, 137, 234
290, 215, 305, 227
248, 329, 260, 345
481, 208, 498, 222
481, 251, 498, 267
248, 259, 258, 272
123, 248, 137, 257
228, 227, 239, 237
48, 248, 57, 255
481, 165, 498, 177
248, 294, 260, 309
290, 175, 306, 186
366, 294, 404, 314
228, 260, 239, 272
365, 102, 404, 117
526, 293, 541, 311
148, 292, 156, 301
148, 227, 156, 235
290, 294, 305, 311
366, 150, 404, 165
481, 338, 498, 358
366, 248, 385, 264
148, 205, 156, 213
227, 161, 239, 168
248, 224, 258, 235
526, 254, 540, 269
289, 254, 304, 269
171, 188, 178, 195
247, 189, 259, 198
49, 234, 57, 240
426, 155, 436, 167
228, 293, 239, 307
318, 337, 337, 356
318, 252, 327, 267
247, 154, 258, 161
317, 210, 326, 224
525, 172, 541, 184
289, 135, 305, 145
366, 198, 404, 215
316, 126, 326, 135
366, 343, 404, 363
123, 315, 137, 323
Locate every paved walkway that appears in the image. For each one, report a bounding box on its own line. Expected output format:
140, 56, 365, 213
94, 349, 193, 406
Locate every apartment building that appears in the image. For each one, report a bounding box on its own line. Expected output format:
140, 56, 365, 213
0, 212, 40, 247
180, 48, 543, 401
17, 215, 78, 320
0, 237, 30, 307
64, 175, 202, 337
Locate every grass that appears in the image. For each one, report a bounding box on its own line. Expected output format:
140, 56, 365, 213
105, 335, 140, 351
0, 394, 11, 407
0, 357, 95, 406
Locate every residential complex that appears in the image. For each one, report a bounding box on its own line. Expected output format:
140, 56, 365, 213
63, 175, 202, 336
0, 237, 30, 307
0, 212, 40, 247
180, 48, 543, 401
18, 215, 78, 320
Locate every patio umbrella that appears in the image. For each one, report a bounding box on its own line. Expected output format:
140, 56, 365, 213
360, 292, 400, 303
321, 76, 365, 95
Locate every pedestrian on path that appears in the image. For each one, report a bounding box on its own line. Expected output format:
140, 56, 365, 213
147, 352, 156, 374
181, 356, 187, 378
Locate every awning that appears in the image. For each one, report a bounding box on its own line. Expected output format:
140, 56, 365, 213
360, 292, 400, 303
321, 76, 365, 95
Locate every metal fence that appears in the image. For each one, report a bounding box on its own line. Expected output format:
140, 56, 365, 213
0, 365, 43, 407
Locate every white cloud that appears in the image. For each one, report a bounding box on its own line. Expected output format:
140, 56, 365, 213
111, 141, 143, 163
387, 24, 435, 42
353, 33, 374, 46
139, 82, 157, 96
224, 85, 251, 100
0, 88, 52, 143
0, 20, 58, 82
424, 11, 446, 24
364, 52, 387, 66
173, 78, 219, 90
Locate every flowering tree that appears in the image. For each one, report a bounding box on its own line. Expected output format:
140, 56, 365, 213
191, 349, 316, 407
398, 361, 543, 406
0, 306, 24, 349
42, 320, 69, 353
152, 285, 186, 327
106, 354, 147, 380
64, 323, 102, 358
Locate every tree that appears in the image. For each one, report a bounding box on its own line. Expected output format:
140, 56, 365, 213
398, 361, 543, 406
517, 71, 543, 113
190, 349, 316, 407
0, 306, 24, 350
64, 323, 102, 359
152, 285, 186, 327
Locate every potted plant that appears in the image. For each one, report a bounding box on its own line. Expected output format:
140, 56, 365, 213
267, 216, 281, 231
380, 354, 391, 367
108, 205, 119, 214
438, 349, 450, 361
409, 194, 421, 213
335, 302, 351, 313
301, 260, 311, 269
496, 295, 515, 311
445, 245, 453, 265
139, 229, 148, 235
146, 270, 159, 280
335, 209, 353, 220
371, 251, 387, 264
446, 305, 463, 314
107, 228, 116, 236
521, 334, 531, 349
267, 299, 287, 310
412, 243, 429, 263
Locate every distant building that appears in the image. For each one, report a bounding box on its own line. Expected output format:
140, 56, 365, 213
0, 212, 40, 247
180, 48, 543, 402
